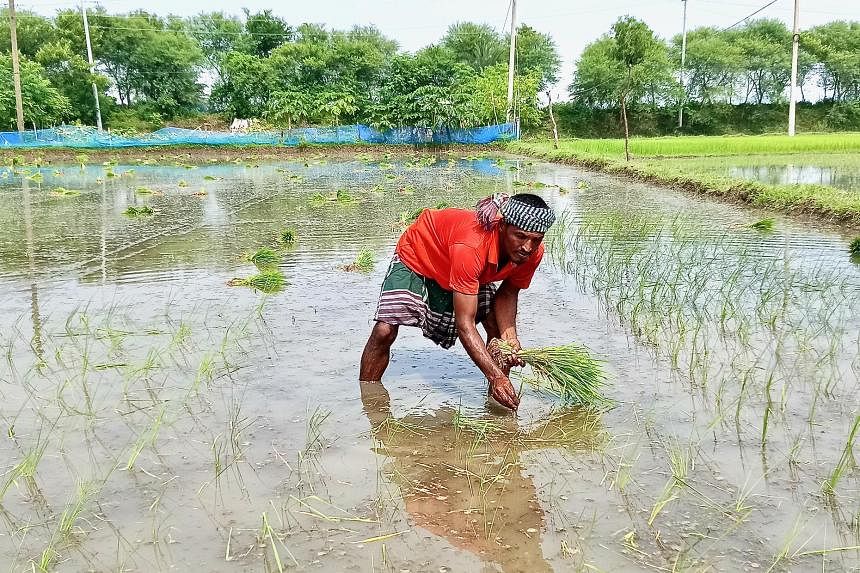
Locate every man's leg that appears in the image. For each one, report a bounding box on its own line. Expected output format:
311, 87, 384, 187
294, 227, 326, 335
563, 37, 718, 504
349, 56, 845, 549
359, 321, 400, 382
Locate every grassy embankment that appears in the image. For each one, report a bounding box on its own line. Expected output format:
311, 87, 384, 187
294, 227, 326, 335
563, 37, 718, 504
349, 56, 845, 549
509, 134, 860, 225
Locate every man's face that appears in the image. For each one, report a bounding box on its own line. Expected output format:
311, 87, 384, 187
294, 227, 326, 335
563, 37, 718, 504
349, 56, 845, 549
500, 221, 544, 265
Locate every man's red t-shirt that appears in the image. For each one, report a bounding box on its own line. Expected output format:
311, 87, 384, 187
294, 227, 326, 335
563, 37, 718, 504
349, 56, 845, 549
395, 208, 544, 295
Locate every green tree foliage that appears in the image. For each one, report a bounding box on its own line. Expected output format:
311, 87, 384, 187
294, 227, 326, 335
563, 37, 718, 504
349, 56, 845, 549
513, 25, 561, 89
242, 9, 292, 57
803, 21, 860, 102
93, 11, 203, 116
0, 9, 55, 57
0, 54, 71, 128
187, 12, 245, 77
442, 22, 505, 72
610, 16, 667, 159
211, 51, 274, 119
35, 40, 110, 125
730, 19, 792, 104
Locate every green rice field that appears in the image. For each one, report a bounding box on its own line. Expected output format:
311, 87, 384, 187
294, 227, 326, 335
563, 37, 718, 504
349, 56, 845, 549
510, 134, 860, 224
0, 150, 859, 571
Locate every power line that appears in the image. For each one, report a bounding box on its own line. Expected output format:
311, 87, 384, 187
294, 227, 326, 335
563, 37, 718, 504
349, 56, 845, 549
721, 0, 782, 31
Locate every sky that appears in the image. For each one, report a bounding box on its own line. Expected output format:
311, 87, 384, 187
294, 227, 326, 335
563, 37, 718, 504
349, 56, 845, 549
20, 0, 860, 101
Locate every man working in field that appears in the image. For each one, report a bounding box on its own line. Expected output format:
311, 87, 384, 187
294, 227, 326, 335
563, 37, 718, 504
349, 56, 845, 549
359, 193, 556, 411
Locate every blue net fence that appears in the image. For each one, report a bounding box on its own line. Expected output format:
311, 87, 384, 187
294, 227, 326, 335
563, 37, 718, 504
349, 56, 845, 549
0, 123, 515, 148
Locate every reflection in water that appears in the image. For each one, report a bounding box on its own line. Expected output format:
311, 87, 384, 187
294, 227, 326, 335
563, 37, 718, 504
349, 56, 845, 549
361, 382, 601, 572
21, 177, 44, 359
728, 165, 860, 191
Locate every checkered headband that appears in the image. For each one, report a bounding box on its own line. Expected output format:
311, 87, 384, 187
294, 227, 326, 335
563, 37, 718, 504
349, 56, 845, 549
475, 193, 556, 234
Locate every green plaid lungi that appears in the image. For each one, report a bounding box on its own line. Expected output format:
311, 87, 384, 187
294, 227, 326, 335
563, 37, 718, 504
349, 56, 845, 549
374, 255, 496, 349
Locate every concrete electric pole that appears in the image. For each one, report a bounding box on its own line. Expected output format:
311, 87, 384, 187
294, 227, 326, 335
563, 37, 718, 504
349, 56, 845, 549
788, 0, 800, 136
81, 0, 103, 130
8, 0, 26, 133
506, 0, 517, 126
678, 0, 688, 129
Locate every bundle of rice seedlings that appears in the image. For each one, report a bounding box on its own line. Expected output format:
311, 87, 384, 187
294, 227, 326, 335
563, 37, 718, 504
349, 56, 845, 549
278, 228, 297, 246
341, 249, 374, 273
491, 339, 609, 406
246, 247, 281, 270
123, 206, 154, 217
849, 237, 860, 257
227, 270, 287, 293
749, 218, 775, 232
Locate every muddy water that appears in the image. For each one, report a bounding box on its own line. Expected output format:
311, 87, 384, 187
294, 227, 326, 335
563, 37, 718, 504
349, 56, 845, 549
0, 154, 858, 572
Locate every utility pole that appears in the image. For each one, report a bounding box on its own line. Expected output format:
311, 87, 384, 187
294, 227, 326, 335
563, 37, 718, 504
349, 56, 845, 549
506, 0, 517, 125
787, 0, 800, 136
678, 0, 688, 129
81, 0, 102, 130
8, 0, 25, 133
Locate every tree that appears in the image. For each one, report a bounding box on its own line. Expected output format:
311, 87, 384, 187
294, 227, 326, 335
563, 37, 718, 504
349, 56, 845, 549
672, 27, 743, 104
265, 90, 311, 129
569, 36, 625, 108
94, 12, 202, 116
0, 9, 55, 57
611, 16, 664, 160
730, 20, 791, 104
35, 41, 110, 125
242, 9, 291, 57
211, 51, 275, 118
471, 64, 541, 127
1, 54, 70, 129
442, 22, 505, 71
187, 12, 246, 77
803, 21, 860, 102
513, 25, 560, 89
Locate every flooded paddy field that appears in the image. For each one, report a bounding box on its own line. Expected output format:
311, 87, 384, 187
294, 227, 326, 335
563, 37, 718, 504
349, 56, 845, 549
0, 153, 859, 572
658, 153, 860, 193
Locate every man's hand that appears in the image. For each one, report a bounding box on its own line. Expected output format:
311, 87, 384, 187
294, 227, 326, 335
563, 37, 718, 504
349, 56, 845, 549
487, 337, 526, 374
489, 373, 520, 410
504, 337, 526, 368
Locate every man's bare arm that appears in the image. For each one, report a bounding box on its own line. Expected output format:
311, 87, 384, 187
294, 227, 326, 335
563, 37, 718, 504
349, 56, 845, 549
453, 292, 520, 410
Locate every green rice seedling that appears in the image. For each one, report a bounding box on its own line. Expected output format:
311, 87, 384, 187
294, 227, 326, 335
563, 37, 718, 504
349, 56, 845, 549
849, 237, 860, 256
493, 339, 609, 406
246, 247, 281, 270
1, 438, 50, 500
435, 201, 451, 209
750, 218, 775, 232
278, 228, 297, 246
227, 270, 287, 293
309, 192, 327, 205
648, 445, 688, 525
203, 175, 217, 180
27, 172, 43, 182
135, 186, 154, 195
577, 180, 589, 190
104, 169, 116, 178
127, 407, 165, 470
58, 481, 99, 537
51, 187, 80, 197
406, 207, 426, 224
76, 154, 90, 169
822, 415, 860, 497
178, 180, 188, 187
336, 188, 355, 203
123, 205, 154, 218
341, 249, 374, 273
